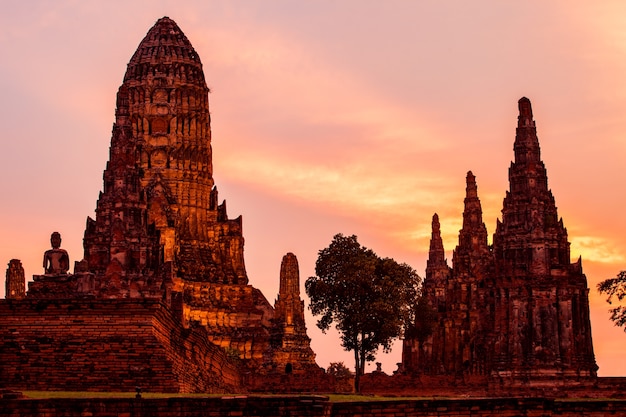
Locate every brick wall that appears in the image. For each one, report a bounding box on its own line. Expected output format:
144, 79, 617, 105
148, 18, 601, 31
0, 299, 242, 393
360, 373, 626, 398
245, 372, 336, 393
0, 396, 625, 417
331, 398, 626, 417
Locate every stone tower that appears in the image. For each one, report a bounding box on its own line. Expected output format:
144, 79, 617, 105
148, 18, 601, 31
491, 97, 596, 379
0, 17, 329, 393
402, 214, 450, 374
5, 259, 25, 299
83, 17, 246, 285
403, 97, 597, 385
404, 174, 492, 376
448, 171, 492, 376
272, 253, 318, 374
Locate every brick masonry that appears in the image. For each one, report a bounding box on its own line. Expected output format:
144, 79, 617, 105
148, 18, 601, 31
0, 299, 242, 393
403, 98, 597, 385
1, 396, 625, 417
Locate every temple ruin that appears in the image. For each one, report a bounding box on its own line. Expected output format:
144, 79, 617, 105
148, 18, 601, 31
0, 17, 328, 393
402, 97, 598, 388
0, 17, 608, 396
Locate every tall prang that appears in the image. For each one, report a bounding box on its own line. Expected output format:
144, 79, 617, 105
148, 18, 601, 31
491, 97, 596, 379
83, 17, 246, 285
0, 17, 329, 393
271, 253, 318, 374
402, 213, 450, 374
402, 97, 597, 387
404, 174, 492, 377
450, 171, 493, 376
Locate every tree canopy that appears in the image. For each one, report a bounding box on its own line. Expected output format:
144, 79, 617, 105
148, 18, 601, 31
305, 234, 421, 391
597, 270, 626, 330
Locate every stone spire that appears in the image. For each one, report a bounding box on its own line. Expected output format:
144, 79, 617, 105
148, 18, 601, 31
272, 253, 317, 374
423, 213, 451, 315
5, 259, 25, 299
278, 252, 300, 299
459, 171, 489, 251
444, 172, 493, 376
453, 171, 489, 274
509, 96, 548, 195
83, 17, 247, 285
274, 253, 306, 334
491, 97, 596, 378
403, 97, 597, 384
408, 213, 451, 374
426, 213, 448, 281
494, 97, 569, 276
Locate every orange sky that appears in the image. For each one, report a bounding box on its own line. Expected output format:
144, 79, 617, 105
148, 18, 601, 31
0, 1, 625, 375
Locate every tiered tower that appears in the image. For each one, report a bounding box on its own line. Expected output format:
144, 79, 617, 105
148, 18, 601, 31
271, 253, 318, 374
0, 17, 328, 393
83, 17, 246, 285
402, 214, 450, 374
448, 171, 492, 376
491, 97, 596, 378
403, 97, 597, 384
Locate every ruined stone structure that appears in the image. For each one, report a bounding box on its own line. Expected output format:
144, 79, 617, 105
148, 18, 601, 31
83, 16, 245, 287
0, 17, 327, 393
403, 98, 598, 386
4, 260, 25, 300
271, 253, 318, 374
0, 17, 606, 395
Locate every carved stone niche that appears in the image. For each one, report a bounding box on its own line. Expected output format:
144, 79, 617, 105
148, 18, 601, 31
151, 118, 169, 135
152, 88, 169, 103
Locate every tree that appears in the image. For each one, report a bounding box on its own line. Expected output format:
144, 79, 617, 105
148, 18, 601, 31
327, 362, 353, 379
598, 271, 626, 330
305, 234, 421, 392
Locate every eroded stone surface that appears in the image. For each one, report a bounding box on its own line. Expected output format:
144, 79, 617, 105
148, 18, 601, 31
403, 98, 598, 386
4, 259, 24, 300
1, 17, 325, 393
271, 253, 319, 373
83, 17, 245, 285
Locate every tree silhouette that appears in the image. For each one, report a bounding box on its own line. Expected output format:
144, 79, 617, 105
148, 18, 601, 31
598, 270, 626, 330
305, 234, 420, 392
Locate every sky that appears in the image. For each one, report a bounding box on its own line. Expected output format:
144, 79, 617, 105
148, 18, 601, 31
1, 1, 625, 375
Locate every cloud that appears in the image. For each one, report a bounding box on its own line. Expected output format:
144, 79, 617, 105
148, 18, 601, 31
571, 237, 626, 265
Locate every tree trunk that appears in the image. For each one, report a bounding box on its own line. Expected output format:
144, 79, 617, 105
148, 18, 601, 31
353, 347, 361, 393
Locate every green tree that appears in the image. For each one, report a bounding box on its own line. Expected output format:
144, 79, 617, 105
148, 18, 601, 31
305, 234, 421, 392
597, 271, 626, 330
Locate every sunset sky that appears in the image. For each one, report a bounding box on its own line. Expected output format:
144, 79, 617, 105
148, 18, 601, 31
1, 1, 625, 375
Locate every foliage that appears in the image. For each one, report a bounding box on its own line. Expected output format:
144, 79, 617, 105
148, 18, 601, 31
597, 271, 626, 330
305, 234, 421, 392
327, 362, 353, 379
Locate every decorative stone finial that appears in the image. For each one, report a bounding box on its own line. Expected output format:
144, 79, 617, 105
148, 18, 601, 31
465, 171, 478, 198
518, 97, 533, 127
427, 213, 446, 269
432, 213, 441, 233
